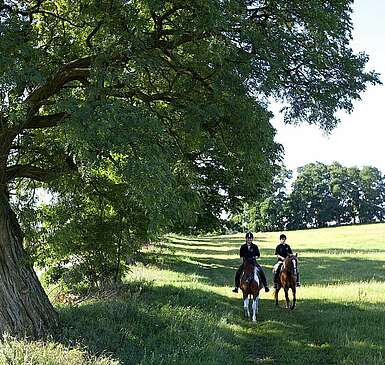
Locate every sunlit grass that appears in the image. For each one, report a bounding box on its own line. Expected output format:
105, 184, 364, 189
127, 224, 385, 364
2, 223, 385, 364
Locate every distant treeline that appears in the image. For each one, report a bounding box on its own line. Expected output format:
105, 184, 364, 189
231, 162, 385, 231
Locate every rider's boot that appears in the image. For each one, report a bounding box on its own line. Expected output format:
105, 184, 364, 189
263, 280, 270, 292
259, 269, 270, 292
296, 272, 301, 287
233, 266, 242, 293
273, 272, 279, 289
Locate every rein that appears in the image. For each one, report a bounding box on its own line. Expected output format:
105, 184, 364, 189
241, 260, 256, 284
283, 256, 298, 277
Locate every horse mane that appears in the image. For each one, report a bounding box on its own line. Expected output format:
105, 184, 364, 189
243, 257, 255, 273
282, 254, 298, 271
240, 257, 261, 298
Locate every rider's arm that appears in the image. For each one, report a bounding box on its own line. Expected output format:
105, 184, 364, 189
287, 245, 293, 255
275, 245, 284, 261
255, 246, 260, 259
240, 246, 245, 263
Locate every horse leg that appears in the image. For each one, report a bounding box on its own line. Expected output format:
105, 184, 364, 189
243, 295, 250, 318
290, 287, 296, 310
284, 288, 290, 309
275, 286, 280, 306
252, 295, 258, 322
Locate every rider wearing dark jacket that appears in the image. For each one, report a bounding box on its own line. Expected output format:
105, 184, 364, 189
232, 232, 270, 293
274, 234, 300, 288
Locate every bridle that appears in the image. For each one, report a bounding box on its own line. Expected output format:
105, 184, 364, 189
283, 255, 298, 277
242, 258, 256, 283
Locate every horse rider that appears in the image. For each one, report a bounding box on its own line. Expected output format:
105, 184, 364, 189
232, 232, 270, 293
273, 234, 301, 289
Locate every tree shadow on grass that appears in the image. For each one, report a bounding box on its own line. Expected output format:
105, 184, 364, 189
168, 235, 270, 244
140, 237, 385, 292
139, 251, 243, 286
171, 235, 243, 243
298, 255, 385, 285
55, 283, 385, 365
56, 284, 264, 365
165, 246, 240, 256
253, 299, 385, 364
300, 248, 385, 255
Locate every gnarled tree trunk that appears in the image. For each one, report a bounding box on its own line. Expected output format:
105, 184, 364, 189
0, 193, 58, 337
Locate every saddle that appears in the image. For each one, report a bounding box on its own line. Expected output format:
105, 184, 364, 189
272, 262, 282, 273
242, 266, 260, 284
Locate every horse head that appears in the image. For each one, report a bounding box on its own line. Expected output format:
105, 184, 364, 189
244, 257, 256, 271
283, 253, 298, 276
242, 258, 255, 283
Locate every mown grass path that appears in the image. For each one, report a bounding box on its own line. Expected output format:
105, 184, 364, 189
56, 224, 385, 365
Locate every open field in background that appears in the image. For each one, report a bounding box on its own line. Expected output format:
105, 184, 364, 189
2, 223, 385, 364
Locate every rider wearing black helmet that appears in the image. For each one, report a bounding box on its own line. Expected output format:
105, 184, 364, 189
273, 234, 301, 288
232, 232, 270, 293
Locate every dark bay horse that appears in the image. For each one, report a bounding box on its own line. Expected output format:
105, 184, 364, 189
240, 258, 263, 321
275, 254, 298, 310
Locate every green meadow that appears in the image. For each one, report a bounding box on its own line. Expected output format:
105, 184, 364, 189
2, 223, 385, 365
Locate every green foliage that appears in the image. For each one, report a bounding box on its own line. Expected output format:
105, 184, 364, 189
1, 0, 380, 289
18, 172, 173, 289
240, 162, 385, 231
5, 227, 385, 364
0, 335, 119, 365
290, 163, 337, 228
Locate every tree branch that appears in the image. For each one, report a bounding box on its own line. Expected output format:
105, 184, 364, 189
25, 112, 70, 129
6, 153, 78, 183
5, 165, 53, 182
27, 67, 91, 111
33, 9, 86, 27
105, 89, 179, 103
86, 21, 103, 49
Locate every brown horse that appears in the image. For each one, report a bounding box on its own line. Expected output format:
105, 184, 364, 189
274, 254, 298, 310
240, 258, 263, 321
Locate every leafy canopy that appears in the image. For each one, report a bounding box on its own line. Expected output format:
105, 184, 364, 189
0, 1, 379, 279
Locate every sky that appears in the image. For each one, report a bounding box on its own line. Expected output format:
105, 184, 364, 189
271, 0, 385, 175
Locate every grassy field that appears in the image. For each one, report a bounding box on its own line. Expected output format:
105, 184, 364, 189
2, 223, 385, 364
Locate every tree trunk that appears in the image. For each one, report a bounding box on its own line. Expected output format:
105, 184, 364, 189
0, 193, 58, 337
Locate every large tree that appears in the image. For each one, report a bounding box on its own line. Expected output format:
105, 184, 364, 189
358, 166, 385, 223
289, 163, 338, 228
257, 167, 291, 231
0, 0, 379, 336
